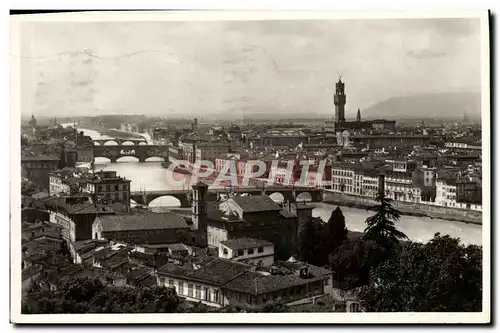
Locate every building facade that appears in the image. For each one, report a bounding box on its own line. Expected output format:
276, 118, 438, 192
84, 171, 131, 208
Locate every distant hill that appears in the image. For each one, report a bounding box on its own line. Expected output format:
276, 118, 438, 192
362, 92, 482, 120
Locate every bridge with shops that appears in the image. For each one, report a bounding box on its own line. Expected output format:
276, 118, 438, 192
130, 186, 324, 207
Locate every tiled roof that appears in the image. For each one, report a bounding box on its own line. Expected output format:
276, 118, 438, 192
223, 271, 312, 295
97, 211, 189, 232
22, 264, 43, 280
168, 243, 191, 252
126, 265, 152, 281
274, 260, 332, 277
220, 237, 273, 251
224, 260, 332, 296
137, 274, 158, 287
157, 257, 251, 286
229, 195, 281, 213
21, 155, 60, 161
22, 238, 64, 255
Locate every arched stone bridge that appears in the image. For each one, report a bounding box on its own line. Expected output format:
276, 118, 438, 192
130, 186, 324, 208
94, 145, 169, 163
93, 138, 148, 146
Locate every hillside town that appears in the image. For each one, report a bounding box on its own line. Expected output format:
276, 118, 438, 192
20, 79, 483, 313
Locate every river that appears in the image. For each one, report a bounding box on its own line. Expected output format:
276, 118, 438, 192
71, 125, 483, 246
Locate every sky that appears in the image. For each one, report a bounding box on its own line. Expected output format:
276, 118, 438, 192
17, 17, 482, 119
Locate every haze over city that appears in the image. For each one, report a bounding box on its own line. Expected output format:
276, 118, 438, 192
18, 17, 481, 119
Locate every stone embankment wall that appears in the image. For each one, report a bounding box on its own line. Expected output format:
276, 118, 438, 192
322, 191, 482, 225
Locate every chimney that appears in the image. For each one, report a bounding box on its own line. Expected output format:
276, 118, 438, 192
378, 174, 385, 198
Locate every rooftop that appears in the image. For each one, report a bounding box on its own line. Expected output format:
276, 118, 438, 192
224, 260, 332, 296
157, 256, 251, 286
220, 237, 273, 251
21, 155, 60, 162
22, 264, 43, 281
229, 195, 281, 213
97, 211, 189, 232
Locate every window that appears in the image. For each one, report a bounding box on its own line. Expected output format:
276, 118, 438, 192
236, 292, 241, 301
168, 279, 175, 289
257, 247, 264, 253
324, 279, 330, 286
223, 248, 228, 255
178, 281, 184, 295
237, 249, 244, 256
204, 287, 211, 301
214, 290, 220, 304
195, 285, 201, 298
247, 248, 254, 255
188, 284, 193, 297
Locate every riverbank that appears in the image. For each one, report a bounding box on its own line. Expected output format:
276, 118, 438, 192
323, 192, 482, 225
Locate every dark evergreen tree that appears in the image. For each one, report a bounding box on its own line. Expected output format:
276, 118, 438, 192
324, 207, 349, 252
363, 194, 408, 249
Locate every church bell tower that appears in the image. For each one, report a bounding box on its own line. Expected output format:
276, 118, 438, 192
191, 181, 208, 246
334, 78, 346, 124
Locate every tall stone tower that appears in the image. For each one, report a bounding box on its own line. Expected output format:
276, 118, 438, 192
356, 108, 361, 122
191, 181, 208, 246
334, 78, 346, 124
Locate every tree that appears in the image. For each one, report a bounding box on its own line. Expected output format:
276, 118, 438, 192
363, 193, 408, 249
298, 217, 323, 265
357, 233, 482, 312
329, 237, 383, 290
324, 207, 348, 252
22, 277, 180, 314
21, 180, 42, 197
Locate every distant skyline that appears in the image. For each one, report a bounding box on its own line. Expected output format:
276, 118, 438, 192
18, 17, 481, 119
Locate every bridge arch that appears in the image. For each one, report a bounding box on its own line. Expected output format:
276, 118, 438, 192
138, 141, 147, 146
103, 140, 119, 146
296, 192, 312, 202
269, 192, 285, 203
145, 157, 165, 162
149, 196, 181, 208
94, 157, 111, 164
121, 141, 136, 146
115, 156, 139, 163
94, 141, 101, 145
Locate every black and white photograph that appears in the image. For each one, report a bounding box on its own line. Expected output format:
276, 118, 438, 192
9, 10, 490, 324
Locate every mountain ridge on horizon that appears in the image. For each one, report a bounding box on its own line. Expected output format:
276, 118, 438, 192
22, 91, 482, 121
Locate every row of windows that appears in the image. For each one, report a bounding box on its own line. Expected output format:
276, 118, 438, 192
167, 279, 222, 304
332, 170, 354, 177
333, 178, 352, 185
223, 246, 264, 257
97, 192, 129, 200
24, 162, 57, 168
93, 184, 130, 192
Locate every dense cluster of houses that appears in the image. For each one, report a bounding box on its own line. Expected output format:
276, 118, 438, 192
21, 181, 362, 312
